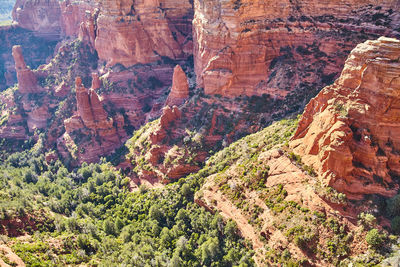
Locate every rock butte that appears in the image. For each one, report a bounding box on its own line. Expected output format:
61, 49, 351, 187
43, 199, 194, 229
194, 0, 400, 97
12, 45, 43, 94
165, 65, 189, 107
290, 37, 400, 200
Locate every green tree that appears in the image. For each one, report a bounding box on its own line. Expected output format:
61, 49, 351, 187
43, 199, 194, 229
366, 228, 384, 248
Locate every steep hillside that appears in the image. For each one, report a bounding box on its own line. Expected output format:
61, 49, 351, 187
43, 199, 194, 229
2, 1, 400, 265
0, 146, 254, 266
291, 37, 400, 200
195, 117, 395, 266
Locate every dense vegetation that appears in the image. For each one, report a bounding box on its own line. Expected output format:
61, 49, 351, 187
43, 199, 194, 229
0, 140, 254, 266
0, 112, 399, 266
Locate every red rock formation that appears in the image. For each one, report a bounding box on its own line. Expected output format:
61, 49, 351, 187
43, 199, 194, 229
75, 77, 95, 127
166, 65, 189, 106
60, 0, 97, 37
290, 37, 400, 199
54, 81, 69, 97
78, 9, 98, 49
95, 0, 193, 67
12, 0, 62, 39
91, 73, 101, 90
193, 0, 400, 97
12, 45, 43, 94
150, 106, 182, 144
60, 76, 126, 164
0, 92, 26, 140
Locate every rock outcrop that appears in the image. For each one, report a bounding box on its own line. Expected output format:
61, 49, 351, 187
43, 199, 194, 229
150, 106, 182, 144
60, 0, 97, 37
60, 76, 125, 164
193, 0, 400, 97
95, 0, 193, 67
165, 65, 189, 106
290, 37, 400, 199
12, 45, 43, 94
12, 0, 62, 39
12, 0, 192, 67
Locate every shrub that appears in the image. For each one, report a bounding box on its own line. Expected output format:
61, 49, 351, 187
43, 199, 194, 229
387, 194, 400, 217
365, 229, 384, 248
391, 216, 400, 234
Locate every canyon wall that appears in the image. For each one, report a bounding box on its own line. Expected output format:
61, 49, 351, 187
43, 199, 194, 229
193, 0, 400, 98
95, 0, 193, 67
12, 0, 193, 67
291, 37, 400, 199
12, 0, 62, 39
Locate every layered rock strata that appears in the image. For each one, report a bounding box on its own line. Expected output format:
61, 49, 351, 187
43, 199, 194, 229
194, 0, 400, 97
13, 0, 193, 67
12, 0, 62, 39
290, 37, 400, 199
95, 0, 193, 67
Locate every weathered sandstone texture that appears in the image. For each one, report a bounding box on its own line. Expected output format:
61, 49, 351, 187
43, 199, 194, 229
165, 65, 189, 106
12, 0, 62, 39
13, 0, 192, 67
59, 76, 125, 164
60, 0, 98, 37
95, 0, 193, 67
291, 37, 400, 199
194, 0, 400, 97
12, 45, 43, 94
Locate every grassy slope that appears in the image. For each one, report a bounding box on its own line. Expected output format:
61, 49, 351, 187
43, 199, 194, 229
194, 117, 397, 266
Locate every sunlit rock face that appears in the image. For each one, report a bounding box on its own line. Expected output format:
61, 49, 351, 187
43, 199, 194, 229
291, 37, 400, 199
94, 0, 193, 67
193, 0, 400, 97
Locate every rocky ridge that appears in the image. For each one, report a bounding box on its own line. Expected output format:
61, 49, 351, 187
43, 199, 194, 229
291, 37, 400, 200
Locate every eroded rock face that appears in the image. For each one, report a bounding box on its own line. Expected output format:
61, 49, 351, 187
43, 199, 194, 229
60, 76, 125, 164
60, 0, 98, 37
12, 0, 62, 39
95, 0, 193, 67
13, 0, 192, 68
150, 105, 182, 144
165, 65, 189, 106
193, 0, 400, 97
12, 45, 43, 94
290, 37, 400, 199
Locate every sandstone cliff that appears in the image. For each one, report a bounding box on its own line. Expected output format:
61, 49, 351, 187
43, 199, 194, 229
291, 37, 400, 199
12, 0, 62, 39
194, 0, 400, 98
95, 0, 193, 67
12, 0, 193, 67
